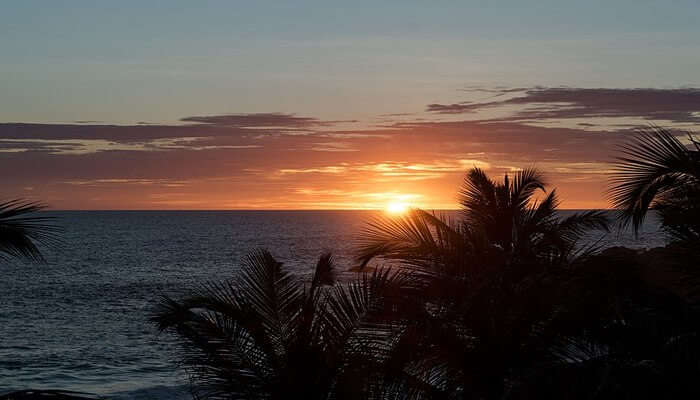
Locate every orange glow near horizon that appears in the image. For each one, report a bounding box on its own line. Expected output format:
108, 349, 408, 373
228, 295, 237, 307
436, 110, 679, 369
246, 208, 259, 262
385, 201, 410, 215
3, 85, 694, 211
7, 144, 616, 211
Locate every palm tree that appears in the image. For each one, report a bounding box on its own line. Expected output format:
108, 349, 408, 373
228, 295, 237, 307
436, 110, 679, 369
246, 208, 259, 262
358, 168, 608, 269
152, 250, 403, 400
0, 199, 59, 262
586, 127, 700, 399
354, 167, 609, 399
609, 126, 700, 241
512, 245, 700, 400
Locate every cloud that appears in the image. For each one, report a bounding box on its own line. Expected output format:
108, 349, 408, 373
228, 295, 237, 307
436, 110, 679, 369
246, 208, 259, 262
275, 160, 491, 183
0, 112, 335, 144
2, 87, 699, 209
0, 137, 261, 154
310, 142, 358, 152
179, 112, 356, 134
426, 102, 484, 114
180, 112, 326, 128
277, 166, 349, 175
0, 112, 358, 156
428, 87, 700, 124
64, 178, 190, 187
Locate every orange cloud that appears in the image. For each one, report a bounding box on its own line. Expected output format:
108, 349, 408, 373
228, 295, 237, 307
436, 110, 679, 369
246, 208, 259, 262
2, 87, 699, 210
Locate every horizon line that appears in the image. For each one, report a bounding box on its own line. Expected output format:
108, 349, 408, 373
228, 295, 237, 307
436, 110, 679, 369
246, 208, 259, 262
42, 208, 615, 212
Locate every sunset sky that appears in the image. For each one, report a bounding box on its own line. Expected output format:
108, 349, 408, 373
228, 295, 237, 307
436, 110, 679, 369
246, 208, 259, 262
2, 1, 700, 209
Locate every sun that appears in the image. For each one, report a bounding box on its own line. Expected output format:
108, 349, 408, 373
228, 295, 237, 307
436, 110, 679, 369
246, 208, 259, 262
385, 201, 409, 215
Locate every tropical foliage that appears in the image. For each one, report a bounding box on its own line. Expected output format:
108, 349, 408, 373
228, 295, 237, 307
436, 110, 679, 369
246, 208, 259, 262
157, 149, 700, 399
519, 246, 700, 399
353, 167, 610, 399
0, 199, 59, 262
152, 250, 404, 400
609, 126, 700, 241
156, 168, 613, 399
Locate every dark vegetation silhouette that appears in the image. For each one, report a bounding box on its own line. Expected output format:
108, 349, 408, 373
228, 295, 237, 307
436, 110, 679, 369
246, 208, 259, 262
352, 168, 609, 399
0, 199, 59, 263
153, 127, 700, 399
152, 250, 405, 400
609, 126, 700, 242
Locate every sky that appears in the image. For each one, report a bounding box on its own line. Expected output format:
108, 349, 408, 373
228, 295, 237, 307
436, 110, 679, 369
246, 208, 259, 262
2, 1, 700, 209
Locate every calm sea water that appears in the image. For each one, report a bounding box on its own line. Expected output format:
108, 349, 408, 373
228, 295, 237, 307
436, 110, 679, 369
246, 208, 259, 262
0, 211, 665, 399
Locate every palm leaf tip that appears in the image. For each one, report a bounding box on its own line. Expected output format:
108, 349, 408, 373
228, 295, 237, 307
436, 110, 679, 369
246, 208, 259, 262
312, 252, 336, 287
511, 167, 547, 202
608, 126, 700, 233
557, 211, 611, 249
0, 199, 61, 262
150, 295, 191, 331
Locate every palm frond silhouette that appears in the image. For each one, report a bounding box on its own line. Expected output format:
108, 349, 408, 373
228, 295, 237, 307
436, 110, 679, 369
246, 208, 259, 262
517, 246, 700, 399
357, 167, 608, 271
151, 163, 700, 399
354, 167, 610, 399
153, 249, 405, 400
609, 126, 700, 240
0, 199, 60, 262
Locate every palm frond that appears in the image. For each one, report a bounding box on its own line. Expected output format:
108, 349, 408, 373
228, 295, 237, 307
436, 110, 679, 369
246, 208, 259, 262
323, 267, 445, 398
0, 199, 61, 262
459, 167, 497, 212
154, 250, 407, 400
323, 267, 405, 349
235, 250, 303, 354
152, 289, 275, 399
311, 252, 336, 288
354, 209, 466, 273
151, 250, 311, 399
608, 126, 700, 233
518, 189, 560, 241
510, 167, 547, 210
557, 210, 610, 245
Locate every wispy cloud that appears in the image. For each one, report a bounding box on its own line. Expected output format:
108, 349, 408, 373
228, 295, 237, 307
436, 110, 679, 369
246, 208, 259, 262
277, 166, 349, 175
2, 87, 699, 209
181, 113, 326, 128
428, 87, 700, 124
64, 178, 190, 187
0, 137, 261, 154
276, 159, 491, 182
310, 142, 358, 152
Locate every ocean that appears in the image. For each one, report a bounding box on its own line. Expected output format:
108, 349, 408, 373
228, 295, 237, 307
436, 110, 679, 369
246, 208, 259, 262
0, 211, 665, 399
